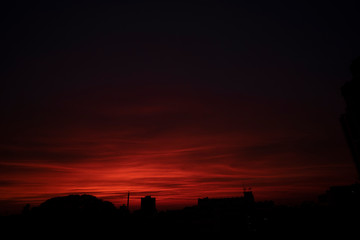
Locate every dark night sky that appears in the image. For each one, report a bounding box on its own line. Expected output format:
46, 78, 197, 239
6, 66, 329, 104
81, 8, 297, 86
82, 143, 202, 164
1, 1, 360, 214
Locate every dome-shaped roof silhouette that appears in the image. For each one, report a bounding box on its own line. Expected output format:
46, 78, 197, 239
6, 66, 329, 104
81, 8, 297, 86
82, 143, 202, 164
37, 194, 116, 217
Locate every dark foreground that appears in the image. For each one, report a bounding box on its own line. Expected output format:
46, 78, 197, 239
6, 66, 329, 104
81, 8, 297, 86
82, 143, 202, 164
1, 202, 360, 238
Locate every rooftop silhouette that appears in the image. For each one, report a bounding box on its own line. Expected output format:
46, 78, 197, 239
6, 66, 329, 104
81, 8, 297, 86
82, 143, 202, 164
1, 187, 359, 238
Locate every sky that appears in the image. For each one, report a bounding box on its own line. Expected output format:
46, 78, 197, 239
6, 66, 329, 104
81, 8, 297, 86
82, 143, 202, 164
1, 1, 360, 214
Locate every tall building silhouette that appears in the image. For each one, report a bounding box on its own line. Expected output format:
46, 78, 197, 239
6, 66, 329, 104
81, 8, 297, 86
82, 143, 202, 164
243, 188, 255, 204
341, 57, 360, 178
140, 196, 156, 215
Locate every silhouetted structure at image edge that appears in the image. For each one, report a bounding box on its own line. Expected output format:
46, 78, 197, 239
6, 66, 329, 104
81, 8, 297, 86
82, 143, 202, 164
341, 57, 360, 178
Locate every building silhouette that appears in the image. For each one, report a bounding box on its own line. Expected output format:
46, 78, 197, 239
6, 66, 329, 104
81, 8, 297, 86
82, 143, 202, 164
341, 57, 360, 178
243, 188, 255, 204
198, 189, 255, 209
140, 196, 156, 215
318, 183, 360, 208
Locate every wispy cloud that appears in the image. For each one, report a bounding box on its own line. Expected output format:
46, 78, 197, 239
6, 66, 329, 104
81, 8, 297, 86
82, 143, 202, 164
0, 85, 356, 213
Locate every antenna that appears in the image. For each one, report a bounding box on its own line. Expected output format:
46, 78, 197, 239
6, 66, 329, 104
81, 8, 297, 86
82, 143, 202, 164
127, 191, 130, 210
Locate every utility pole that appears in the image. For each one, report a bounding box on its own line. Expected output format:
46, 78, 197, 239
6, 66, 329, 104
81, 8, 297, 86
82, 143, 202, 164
127, 191, 130, 210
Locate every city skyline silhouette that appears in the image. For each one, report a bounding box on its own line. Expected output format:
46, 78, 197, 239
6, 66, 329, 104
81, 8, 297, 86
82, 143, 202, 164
1, 1, 360, 222
2, 183, 360, 237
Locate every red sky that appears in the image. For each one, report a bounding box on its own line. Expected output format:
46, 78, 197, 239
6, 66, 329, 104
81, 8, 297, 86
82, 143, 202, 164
0, 83, 357, 213
1, 1, 359, 214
